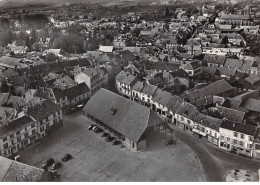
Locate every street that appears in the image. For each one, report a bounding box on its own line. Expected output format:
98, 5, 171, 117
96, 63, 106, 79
172, 127, 260, 181
19, 111, 203, 182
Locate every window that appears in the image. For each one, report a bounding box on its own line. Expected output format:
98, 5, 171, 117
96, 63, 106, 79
3, 143, 8, 149
249, 136, 254, 141
248, 144, 252, 148
215, 133, 217, 138
187, 120, 191, 125
234, 132, 238, 137
220, 136, 224, 140
16, 131, 20, 135
31, 124, 35, 128
240, 134, 244, 139
17, 136, 21, 142
227, 137, 230, 141
240, 141, 244, 147
10, 134, 14, 138
24, 133, 29, 138
3, 137, 7, 142
181, 117, 184, 121
233, 139, 237, 144
40, 127, 44, 132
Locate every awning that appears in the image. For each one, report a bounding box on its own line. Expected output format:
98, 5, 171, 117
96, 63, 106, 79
192, 128, 200, 134
199, 131, 207, 137
192, 129, 207, 136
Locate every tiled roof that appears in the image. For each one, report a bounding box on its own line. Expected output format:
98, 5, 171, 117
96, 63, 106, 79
11, 76, 31, 86
203, 54, 226, 65
132, 81, 144, 92
209, 106, 245, 123
28, 100, 61, 122
240, 98, 260, 113
216, 67, 237, 76
244, 75, 260, 85
83, 88, 164, 142
166, 95, 183, 114
224, 58, 243, 69
116, 72, 137, 86
148, 61, 180, 71
195, 113, 222, 131
0, 69, 19, 79
118, 50, 136, 61
167, 69, 189, 78
241, 60, 254, 71
141, 83, 158, 96
0, 116, 35, 138
221, 14, 250, 20
182, 61, 201, 70
0, 156, 45, 182
222, 97, 241, 109
183, 80, 235, 102
0, 56, 24, 68
220, 121, 257, 136
82, 67, 107, 78
64, 83, 90, 100
176, 102, 199, 120
152, 88, 173, 106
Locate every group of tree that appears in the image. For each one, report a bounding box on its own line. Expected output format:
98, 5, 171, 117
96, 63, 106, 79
0, 30, 13, 47
52, 34, 84, 53
186, 6, 200, 17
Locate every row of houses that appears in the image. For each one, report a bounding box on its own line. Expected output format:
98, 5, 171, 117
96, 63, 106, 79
115, 72, 260, 158
0, 100, 62, 158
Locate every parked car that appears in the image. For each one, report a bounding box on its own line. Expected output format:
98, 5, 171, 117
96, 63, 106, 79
101, 132, 110, 137
92, 125, 98, 131
61, 153, 72, 162
93, 126, 103, 133
88, 124, 97, 130
51, 161, 62, 170
105, 136, 114, 142
165, 139, 177, 145
42, 157, 55, 169
112, 139, 122, 145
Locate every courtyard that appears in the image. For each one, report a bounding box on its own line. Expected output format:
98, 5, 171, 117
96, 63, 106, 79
19, 111, 203, 182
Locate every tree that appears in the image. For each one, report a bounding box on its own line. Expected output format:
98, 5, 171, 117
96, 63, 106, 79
165, 7, 170, 17
31, 28, 37, 44
0, 30, 13, 47
32, 42, 40, 51
0, 81, 9, 93
45, 52, 57, 62
186, 6, 199, 17
221, 36, 229, 47
52, 34, 84, 53
25, 35, 31, 48
215, 3, 224, 11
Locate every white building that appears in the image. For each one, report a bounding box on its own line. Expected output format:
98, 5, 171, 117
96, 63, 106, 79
219, 121, 257, 157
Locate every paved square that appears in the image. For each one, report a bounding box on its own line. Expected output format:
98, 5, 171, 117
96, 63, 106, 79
20, 112, 203, 181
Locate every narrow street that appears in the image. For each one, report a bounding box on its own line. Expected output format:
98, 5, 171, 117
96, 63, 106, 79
172, 127, 260, 181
